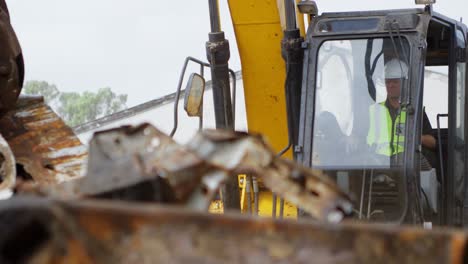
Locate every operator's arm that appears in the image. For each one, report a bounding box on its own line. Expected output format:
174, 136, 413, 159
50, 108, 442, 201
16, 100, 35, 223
422, 134, 436, 149
421, 110, 436, 150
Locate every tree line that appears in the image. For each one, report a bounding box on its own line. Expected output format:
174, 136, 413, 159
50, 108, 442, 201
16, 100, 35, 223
23, 80, 128, 127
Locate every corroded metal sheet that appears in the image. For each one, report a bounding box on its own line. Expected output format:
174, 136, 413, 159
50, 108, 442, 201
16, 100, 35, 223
1, 197, 467, 264
44, 124, 351, 222
185, 129, 353, 221
0, 96, 87, 183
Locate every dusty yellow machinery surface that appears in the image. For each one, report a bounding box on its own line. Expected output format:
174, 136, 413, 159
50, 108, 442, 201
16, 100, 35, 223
210, 175, 297, 218
219, 0, 308, 217
227, 0, 289, 153
238, 175, 297, 218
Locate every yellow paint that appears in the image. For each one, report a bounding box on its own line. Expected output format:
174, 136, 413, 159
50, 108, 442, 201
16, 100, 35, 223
208, 0, 306, 217
219, 0, 298, 218
227, 0, 292, 157
209, 199, 224, 214
238, 174, 247, 212
257, 191, 297, 218
209, 179, 297, 218
210, 192, 297, 219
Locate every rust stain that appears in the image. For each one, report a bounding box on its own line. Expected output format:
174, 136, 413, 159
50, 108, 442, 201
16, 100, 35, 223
77, 212, 116, 242
398, 229, 422, 241
28, 124, 352, 222
450, 234, 466, 264
55, 240, 94, 264
6, 198, 467, 264
269, 95, 279, 102
0, 96, 87, 184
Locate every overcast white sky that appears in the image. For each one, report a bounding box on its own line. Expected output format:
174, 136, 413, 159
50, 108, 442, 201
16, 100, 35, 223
7, 0, 468, 107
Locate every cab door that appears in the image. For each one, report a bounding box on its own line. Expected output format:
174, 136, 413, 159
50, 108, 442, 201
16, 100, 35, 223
446, 25, 467, 226
461, 26, 468, 227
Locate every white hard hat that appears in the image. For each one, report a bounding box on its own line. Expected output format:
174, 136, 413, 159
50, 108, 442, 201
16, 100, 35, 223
384, 59, 408, 79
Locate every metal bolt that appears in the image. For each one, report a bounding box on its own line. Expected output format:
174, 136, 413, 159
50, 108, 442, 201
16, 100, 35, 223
294, 145, 303, 153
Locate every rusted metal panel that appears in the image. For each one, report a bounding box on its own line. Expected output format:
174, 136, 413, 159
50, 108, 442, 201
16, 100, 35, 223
1, 197, 467, 264
0, 96, 87, 184
185, 129, 353, 221
40, 123, 351, 222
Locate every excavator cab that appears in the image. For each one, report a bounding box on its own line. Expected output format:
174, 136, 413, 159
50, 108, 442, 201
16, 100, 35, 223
298, 5, 468, 225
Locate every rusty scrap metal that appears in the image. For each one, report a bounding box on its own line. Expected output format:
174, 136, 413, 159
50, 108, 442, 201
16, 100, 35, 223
51, 124, 205, 204
0, 96, 87, 184
186, 129, 353, 221
0, 197, 467, 264
43, 123, 351, 222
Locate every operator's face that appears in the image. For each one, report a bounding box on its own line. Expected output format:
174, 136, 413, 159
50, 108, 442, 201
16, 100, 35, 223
385, 78, 401, 99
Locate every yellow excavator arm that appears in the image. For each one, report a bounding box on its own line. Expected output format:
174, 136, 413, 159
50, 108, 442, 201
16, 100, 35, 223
212, 0, 307, 217
227, 0, 301, 153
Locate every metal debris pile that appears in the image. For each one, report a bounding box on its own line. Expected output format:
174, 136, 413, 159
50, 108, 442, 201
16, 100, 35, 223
20, 122, 352, 222
0, 96, 87, 184
0, 98, 467, 263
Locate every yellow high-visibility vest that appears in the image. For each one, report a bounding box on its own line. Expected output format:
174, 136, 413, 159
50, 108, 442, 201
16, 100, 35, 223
367, 102, 406, 156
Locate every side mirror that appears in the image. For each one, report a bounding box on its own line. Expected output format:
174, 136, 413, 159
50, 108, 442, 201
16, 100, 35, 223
297, 0, 318, 16
415, 0, 435, 5
184, 73, 206, 117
